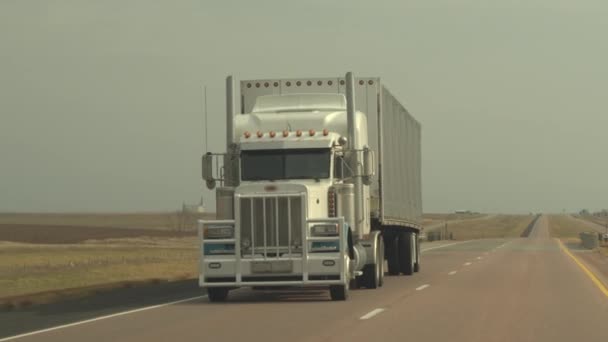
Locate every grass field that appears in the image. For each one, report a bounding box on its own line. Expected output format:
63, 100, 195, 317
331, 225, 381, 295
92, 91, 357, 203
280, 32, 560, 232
0, 212, 214, 231
0, 238, 198, 305
446, 215, 534, 240
0, 224, 196, 244
0, 212, 206, 308
575, 215, 608, 230
547, 215, 597, 238
423, 213, 485, 221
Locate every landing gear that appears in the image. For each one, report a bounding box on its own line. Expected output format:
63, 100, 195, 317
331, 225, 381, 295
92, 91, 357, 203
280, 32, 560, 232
207, 287, 229, 302
386, 233, 400, 276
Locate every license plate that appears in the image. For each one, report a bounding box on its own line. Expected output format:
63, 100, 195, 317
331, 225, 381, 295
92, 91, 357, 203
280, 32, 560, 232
251, 260, 293, 274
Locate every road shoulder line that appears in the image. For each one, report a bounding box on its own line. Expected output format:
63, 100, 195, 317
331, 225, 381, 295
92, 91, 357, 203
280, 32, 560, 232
0, 295, 207, 342
556, 239, 608, 299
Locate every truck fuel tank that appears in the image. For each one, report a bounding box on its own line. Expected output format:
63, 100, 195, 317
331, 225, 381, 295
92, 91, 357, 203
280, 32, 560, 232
333, 183, 355, 230
216, 187, 235, 220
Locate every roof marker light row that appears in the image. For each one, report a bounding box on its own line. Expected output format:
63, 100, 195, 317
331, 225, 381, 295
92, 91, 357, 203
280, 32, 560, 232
243, 129, 330, 139
245, 80, 374, 88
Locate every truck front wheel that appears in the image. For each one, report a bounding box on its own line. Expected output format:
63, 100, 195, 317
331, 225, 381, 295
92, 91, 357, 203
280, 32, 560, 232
361, 237, 384, 289
414, 233, 421, 272
207, 287, 229, 302
330, 283, 349, 301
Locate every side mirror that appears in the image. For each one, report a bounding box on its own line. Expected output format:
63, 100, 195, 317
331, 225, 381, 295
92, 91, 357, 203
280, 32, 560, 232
202, 153, 216, 189
362, 147, 375, 185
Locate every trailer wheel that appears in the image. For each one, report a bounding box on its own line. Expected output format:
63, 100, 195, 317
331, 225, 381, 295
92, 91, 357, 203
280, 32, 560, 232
207, 287, 229, 302
385, 234, 400, 276
398, 232, 415, 275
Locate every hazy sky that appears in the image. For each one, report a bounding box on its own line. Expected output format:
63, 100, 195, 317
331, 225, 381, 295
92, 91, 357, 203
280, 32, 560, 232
1, 0, 607, 214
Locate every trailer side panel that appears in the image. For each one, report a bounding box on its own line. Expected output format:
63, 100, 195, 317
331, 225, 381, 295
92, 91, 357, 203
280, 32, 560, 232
378, 87, 422, 229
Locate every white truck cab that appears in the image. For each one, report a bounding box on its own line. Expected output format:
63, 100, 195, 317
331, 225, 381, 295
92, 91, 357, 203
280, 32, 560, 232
200, 73, 422, 301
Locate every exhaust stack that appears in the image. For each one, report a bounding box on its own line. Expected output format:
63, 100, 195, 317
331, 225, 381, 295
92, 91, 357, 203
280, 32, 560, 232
226, 75, 235, 147
223, 75, 238, 188
345, 72, 363, 239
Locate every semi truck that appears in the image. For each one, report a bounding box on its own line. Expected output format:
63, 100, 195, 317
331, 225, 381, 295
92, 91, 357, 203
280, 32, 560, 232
200, 72, 422, 301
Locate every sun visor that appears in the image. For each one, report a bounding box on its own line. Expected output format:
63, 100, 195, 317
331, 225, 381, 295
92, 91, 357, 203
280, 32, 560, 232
252, 94, 347, 113
240, 138, 333, 150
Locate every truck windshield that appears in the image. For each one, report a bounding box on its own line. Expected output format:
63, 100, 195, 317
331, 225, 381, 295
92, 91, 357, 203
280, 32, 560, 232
241, 148, 331, 181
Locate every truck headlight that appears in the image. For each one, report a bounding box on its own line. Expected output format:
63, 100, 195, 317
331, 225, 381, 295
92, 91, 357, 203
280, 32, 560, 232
311, 224, 339, 237
204, 225, 234, 239
310, 241, 340, 252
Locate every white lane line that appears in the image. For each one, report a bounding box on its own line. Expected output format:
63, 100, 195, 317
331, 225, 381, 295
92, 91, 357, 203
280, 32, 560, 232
416, 284, 430, 291
421, 240, 473, 253
360, 308, 385, 320
448, 271, 457, 275
464, 262, 472, 266
0, 295, 208, 342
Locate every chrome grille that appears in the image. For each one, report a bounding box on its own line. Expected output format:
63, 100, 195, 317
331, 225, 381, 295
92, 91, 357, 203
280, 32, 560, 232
239, 195, 303, 257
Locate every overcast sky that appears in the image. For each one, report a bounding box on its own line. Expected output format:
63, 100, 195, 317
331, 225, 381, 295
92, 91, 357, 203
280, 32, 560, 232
1, 0, 607, 214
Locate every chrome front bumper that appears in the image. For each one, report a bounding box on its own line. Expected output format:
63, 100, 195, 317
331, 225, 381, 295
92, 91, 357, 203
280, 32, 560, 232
199, 215, 347, 288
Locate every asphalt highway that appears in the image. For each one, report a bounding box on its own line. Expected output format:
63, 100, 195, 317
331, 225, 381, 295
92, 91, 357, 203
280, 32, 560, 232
3, 216, 608, 342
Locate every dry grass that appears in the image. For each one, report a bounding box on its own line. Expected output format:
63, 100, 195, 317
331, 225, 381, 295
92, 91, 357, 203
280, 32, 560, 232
0, 213, 209, 307
547, 215, 595, 238
0, 224, 196, 244
0, 238, 198, 301
423, 213, 486, 221
0, 212, 214, 231
575, 215, 608, 229
447, 215, 534, 240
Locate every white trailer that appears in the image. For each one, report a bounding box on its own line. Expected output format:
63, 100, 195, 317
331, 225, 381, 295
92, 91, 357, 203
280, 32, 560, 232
201, 72, 422, 301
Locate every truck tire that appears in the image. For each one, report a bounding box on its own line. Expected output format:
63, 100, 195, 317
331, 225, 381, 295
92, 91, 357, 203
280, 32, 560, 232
378, 237, 385, 286
207, 287, 229, 302
398, 232, 415, 275
414, 233, 421, 273
330, 283, 349, 301
361, 237, 383, 289
385, 234, 400, 276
